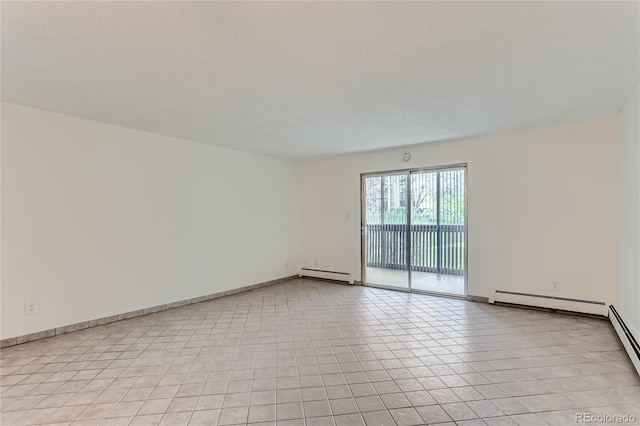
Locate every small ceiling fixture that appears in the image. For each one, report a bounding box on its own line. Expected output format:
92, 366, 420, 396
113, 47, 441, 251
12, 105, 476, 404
401, 152, 411, 162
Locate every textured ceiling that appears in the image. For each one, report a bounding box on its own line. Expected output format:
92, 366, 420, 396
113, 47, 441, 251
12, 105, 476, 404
2, 2, 638, 159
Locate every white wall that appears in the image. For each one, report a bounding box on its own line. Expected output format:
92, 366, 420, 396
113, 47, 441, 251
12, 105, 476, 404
301, 118, 619, 303
618, 82, 640, 340
1, 103, 301, 339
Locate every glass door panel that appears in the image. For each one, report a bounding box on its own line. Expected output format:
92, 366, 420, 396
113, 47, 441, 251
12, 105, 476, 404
410, 169, 465, 296
363, 173, 409, 289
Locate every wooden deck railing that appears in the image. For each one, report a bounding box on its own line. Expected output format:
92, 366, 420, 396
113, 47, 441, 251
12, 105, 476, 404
366, 224, 464, 275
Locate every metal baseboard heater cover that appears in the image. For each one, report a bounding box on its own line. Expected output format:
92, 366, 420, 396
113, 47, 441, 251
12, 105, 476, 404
609, 305, 640, 376
299, 268, 354, 284
489, 289, 608, 316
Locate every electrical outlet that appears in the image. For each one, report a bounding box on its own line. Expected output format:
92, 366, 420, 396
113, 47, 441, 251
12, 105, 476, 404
285, 261, 288, 268
551, 282, 559, 292
25, 302, 38, 315
314, 260, 318, 266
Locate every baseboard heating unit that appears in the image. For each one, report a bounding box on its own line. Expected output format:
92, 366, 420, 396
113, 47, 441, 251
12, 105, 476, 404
489, 289, 608, 316
609, 306, 640, 375
299, 268, 354, 284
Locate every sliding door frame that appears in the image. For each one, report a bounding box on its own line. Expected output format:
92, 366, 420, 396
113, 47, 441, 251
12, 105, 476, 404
360, 163, 468, 298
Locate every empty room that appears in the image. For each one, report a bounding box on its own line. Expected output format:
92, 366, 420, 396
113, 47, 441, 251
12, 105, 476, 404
1, 2, 639, 426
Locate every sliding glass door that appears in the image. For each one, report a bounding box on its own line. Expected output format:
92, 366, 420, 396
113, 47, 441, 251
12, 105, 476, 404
362, 165, 466, 296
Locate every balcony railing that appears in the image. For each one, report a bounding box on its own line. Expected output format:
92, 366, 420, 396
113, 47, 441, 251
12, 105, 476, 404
366, 224, 464, 275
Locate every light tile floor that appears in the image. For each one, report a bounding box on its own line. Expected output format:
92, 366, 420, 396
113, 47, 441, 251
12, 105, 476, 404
1, 279, 639, 426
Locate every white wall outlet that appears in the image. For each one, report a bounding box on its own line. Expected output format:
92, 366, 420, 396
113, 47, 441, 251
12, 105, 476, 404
285, 261, 288, 268
551, 282, 560, 292
25, 302, 38, 315
314, 260, 318, 266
